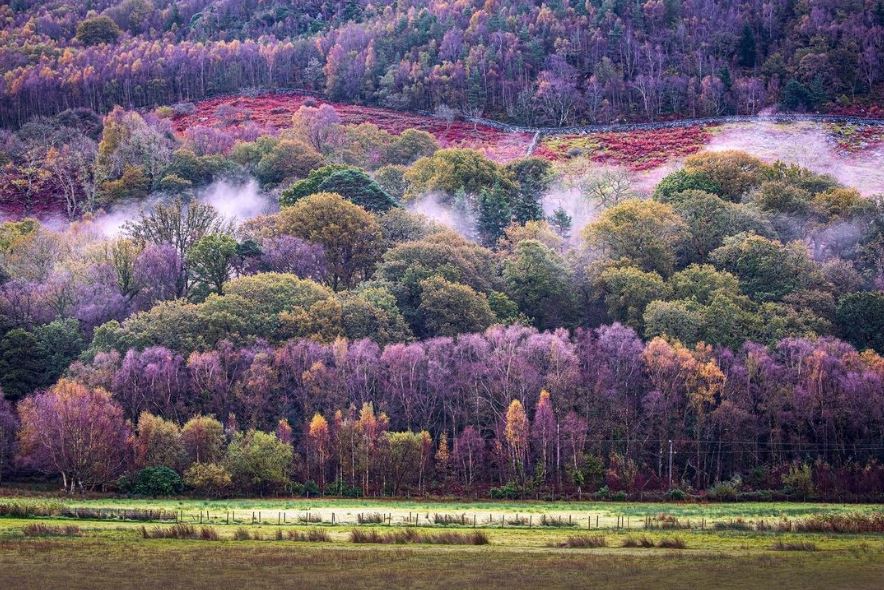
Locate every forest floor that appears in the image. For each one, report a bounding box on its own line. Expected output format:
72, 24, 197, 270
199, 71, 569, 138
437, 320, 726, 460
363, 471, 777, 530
0, 496, 881, 588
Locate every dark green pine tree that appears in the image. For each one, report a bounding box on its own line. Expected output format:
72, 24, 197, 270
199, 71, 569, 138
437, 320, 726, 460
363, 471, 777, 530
477, 184, 513, 247
737, 23, 757, 68
0, 329, 44, 400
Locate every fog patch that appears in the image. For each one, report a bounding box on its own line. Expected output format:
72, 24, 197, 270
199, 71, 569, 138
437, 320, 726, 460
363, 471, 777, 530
704, 121, 884, 195
406, 192, 478, 239
90, 177, 274, 238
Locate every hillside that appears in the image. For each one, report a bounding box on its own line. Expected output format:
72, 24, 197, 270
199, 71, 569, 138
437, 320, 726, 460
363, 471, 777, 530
1, 1, 882, 127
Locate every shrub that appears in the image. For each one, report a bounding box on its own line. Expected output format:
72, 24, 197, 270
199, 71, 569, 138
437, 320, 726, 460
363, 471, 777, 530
782, 463, 815, 498
665, 488, 687, 501
126, 466, 183, 497
707, 480, 739, 501
490, 482, 521, 499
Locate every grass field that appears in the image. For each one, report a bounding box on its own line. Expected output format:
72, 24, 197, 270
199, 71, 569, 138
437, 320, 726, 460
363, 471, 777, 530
0, 496, 881, 589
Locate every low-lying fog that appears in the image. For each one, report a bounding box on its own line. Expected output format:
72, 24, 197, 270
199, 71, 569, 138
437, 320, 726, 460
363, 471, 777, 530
93, 178, 274, 237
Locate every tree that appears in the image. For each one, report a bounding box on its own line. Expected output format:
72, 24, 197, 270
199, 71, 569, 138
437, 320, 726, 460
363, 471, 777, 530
737, 23, 756, 68
275, 192, 382, 290
477, 184, 513, 246
683, 151, 766, 202
584, 199, 687, 276
836, 292, 884, 353
181, 415, 226, 465
125, 198, 230, 297
279, 164, 351, 205
187, 234, 238, 296
0, 329, 42, 400
254, 140, 322, 186
418, 276, 495, 337
668, 190, 772, 263
385, 129, 439, 165
710, 233, 817, 301
506, 158, 552, 223
643, 299, 703, 345
225, 429, 292, 495
668, 264, 741, 304
548, 207, 572, 240
504, 399, 529, 483
404, 149, 518, 204
291, 104, 343, 154
503, 240, 574, 329
0, 397, 17, 486
531, 390, 557, 483
17, 380, 129, 493
183, 462, 232, 497
75, 16, 121, 46
307, 413, 330, 488
133, 412, 184, 470
599, 266, 669, 332
312, 168, 397, 212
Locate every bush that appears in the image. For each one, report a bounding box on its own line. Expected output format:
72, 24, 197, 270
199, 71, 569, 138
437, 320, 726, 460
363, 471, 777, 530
782, 463, 815, 498
301, 480, 321, 497
707, 480, 739, 501
324, 479, 362, 498
125, 466, 183, 497
665, 488, 688, 501
490, 482, 521, 499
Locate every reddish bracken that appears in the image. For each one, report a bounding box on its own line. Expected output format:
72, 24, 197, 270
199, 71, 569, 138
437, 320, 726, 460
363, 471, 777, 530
535, 126, 712, 170
173, 94, 533, 163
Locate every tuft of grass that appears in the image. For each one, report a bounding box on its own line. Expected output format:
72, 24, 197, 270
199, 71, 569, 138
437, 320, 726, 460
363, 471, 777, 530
657, 537, 687, 549
350, 528, 488, 545
357, 513, 384, 524
792, 513, 884, 534
553, 535, 607, 548
21, 523, 81, 537
232, 527, 260, 541
714, 519, 752, 531
772, 541, 817, 551
287, 529, 331, 542
539, 515, 575, 528
622, 536, 656, 548
141, 524, 197, 539
199, 527, 219, 541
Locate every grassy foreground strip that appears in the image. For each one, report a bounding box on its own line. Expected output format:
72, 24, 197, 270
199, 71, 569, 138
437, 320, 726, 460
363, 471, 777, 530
0, 497, 881, 588
0, 536, 881, 590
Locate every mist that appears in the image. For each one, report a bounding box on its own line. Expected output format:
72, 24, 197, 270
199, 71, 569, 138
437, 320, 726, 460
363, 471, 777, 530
702, 121, 883, 195
407, 192, 479, 240
91, 177, 275, 238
